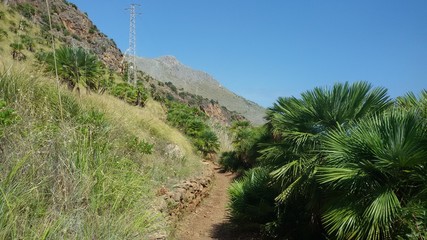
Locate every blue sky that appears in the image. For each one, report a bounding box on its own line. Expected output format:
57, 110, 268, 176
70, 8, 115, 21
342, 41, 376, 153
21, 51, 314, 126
70, 0, 427, 107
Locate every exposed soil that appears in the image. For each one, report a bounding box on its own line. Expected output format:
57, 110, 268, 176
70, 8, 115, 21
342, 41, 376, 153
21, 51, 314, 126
173, 165, 262, 240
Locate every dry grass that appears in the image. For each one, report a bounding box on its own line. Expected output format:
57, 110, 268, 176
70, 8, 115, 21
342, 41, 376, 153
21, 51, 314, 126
81, 93, 204, 185
0, 5, 207, 238
0, 63, 204, 239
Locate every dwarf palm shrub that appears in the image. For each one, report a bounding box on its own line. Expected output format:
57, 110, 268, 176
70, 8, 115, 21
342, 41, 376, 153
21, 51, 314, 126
228, 167, 278, 224
37, 46, 104, 93
219, 121, 266, 171
317, 109, 427, 239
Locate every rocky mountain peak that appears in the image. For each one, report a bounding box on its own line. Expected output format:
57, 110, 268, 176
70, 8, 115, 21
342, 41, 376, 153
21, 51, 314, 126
136, 56, 266, 125
157, 55, 181, 66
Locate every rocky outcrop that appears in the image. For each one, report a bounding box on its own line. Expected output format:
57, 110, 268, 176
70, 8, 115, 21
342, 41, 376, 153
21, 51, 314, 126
199, 100, 245, 125
8, 0, 123, 71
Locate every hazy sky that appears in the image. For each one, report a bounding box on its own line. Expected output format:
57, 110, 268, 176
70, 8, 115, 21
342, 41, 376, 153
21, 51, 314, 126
70, 0, 426, 107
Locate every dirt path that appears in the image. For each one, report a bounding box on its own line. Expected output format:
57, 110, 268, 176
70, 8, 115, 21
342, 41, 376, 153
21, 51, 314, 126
174, 165, 261, 240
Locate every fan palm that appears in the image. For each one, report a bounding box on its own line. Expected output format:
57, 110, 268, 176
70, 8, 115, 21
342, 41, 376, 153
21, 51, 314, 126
317, 109, 427, 239
260, 82, 392, 233
38, 46, 103, 93
193, 130, 220, 157
396, 90, 427, 119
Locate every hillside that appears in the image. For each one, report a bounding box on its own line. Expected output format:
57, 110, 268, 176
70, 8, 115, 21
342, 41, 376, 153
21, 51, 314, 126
2, 0, 264, 125
136, 56, 266, 125
0, 1, 229, 238
3, 0, 122, 70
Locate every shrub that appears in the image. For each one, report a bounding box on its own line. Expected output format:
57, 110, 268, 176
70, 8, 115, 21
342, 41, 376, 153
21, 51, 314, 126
20, 35, 34, 52
37, 46, 104, 93
16, 3, 35, 19
128, 136, 154, 154
192, 129, 220, 157
166, 101, 219, 156
109, 82, 149, 107
219, 151, 241, 172
228, 167, 277, 224
165, 81, 177, 93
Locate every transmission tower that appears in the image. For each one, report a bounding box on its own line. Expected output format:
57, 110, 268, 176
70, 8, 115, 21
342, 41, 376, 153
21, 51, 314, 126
125, 3, 141, 85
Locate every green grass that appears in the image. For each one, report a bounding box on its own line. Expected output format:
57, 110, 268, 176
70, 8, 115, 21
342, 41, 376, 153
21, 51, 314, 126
0, 4, 206, 238
0, 62, 204, 238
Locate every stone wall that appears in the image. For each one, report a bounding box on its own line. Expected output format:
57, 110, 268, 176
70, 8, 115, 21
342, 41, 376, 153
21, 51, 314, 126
157, 165, 215, 220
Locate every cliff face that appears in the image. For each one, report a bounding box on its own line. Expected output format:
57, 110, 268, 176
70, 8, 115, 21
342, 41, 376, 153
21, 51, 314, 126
6, 0, 123, 71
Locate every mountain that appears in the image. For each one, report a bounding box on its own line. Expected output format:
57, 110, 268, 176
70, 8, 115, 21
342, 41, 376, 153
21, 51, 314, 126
135, 56, 266, 125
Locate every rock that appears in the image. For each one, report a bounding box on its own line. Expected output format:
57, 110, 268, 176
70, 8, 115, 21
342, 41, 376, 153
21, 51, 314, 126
164, 144, 185, 159
9, 0, 123, 71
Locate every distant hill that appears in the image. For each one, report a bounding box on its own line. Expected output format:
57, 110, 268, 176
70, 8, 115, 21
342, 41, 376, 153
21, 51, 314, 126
135, 56, 266, 125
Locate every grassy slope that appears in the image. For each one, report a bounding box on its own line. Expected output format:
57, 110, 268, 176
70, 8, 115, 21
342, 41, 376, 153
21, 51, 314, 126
0, 4, 205, 239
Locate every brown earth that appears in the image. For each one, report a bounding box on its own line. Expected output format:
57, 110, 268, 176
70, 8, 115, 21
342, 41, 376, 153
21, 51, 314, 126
173, 165, 262, 240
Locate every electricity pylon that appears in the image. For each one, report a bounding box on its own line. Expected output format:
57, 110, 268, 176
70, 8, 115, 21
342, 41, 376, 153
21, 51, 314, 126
125, 3, 141, 85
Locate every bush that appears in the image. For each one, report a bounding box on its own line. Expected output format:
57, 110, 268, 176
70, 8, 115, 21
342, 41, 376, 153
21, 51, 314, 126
166, 101, 219, 156
218, 121, 266, 171
109, 82, 148, 107
165, 81, 177, 93
128, 136, 154, 154
37, 46, 104, 93
219, 151, 241, 172
228, 167, 277, 224
20, 35, 34, 52
16, 3, 35, 19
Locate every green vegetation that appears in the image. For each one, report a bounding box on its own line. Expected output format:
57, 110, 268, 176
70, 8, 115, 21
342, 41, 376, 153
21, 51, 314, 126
0, 6, 214, 237
228, 167, 277, 224
110, 82, 149, 107
0, 99, 17, 138
219, 121, 265, 171
0, 61, 205, 238
9, 42, 25, 60
166, 101, 220, 157
37, 46, 105, 93
226, 82, 427, 239
318, 109, 427, 239
15, 3, 35, 19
